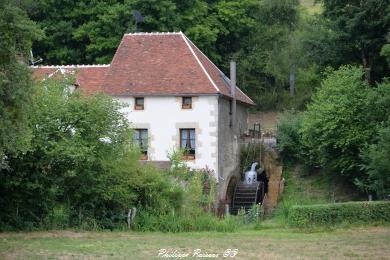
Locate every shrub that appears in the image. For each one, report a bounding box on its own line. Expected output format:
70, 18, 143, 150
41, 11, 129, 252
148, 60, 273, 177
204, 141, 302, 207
133, 211, 239, 233
132, 153, 235, 232
356, 81, 390, 199
276, 111, 302, 161
357, 124, 390, 200
288, 201, 390, 228
0, 78, 184, 230
300, 66, 374, 175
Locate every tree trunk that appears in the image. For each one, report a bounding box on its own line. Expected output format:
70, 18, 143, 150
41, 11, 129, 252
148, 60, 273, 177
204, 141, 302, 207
289, 64, 296, 97
361, 50, 373, 85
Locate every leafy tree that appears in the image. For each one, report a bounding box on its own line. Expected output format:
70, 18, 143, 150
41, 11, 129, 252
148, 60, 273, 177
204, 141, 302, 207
0, 78, 182, 229
358, 124, 390, 199
236, 0, 301, 109
23, 0, 316, 110
0, 1, 42, 163
381, 43, 390, 65
300, 66, 374, 175
321, 0, 390, 83
276, 111, 303, 161
355, 80, 390, 198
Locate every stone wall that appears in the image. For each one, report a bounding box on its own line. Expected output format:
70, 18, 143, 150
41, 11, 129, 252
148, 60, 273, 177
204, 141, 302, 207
217, 98, 249, 202
261, 150, 283, 214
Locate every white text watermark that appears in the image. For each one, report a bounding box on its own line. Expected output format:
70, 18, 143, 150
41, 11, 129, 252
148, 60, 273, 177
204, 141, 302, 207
157, 248, 238, 258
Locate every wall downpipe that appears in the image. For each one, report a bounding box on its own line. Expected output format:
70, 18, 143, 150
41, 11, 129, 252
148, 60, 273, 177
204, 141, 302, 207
230, 61, 237, 129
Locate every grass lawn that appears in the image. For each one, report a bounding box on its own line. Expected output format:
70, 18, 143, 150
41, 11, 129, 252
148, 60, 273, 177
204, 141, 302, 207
0, 226, 389, 259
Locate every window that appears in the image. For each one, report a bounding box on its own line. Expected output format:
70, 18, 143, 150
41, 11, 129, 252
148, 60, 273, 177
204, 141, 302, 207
134, 97, 144, 110
182, 97, 192, 109
180, 128, 195, 160
134, 129, 148, 160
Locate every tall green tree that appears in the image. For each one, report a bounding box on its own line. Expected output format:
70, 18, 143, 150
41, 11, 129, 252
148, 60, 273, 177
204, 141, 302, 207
358, 123, 390, 199
300, 66, 373, 175
356, 80, 390, 198
321, 0, 390, 83
0, 77, 182, 229
236, 0, 300, 109
26, 0, 266, 69
0, 1, 42, 164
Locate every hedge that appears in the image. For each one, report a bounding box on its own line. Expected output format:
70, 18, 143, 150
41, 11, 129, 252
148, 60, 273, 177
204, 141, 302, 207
288, 201, 390, 228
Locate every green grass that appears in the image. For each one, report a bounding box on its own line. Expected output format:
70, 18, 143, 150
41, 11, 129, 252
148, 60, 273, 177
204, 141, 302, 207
0, 227, 389, 259
300, 0, 323, 14
273, 163, 364, 225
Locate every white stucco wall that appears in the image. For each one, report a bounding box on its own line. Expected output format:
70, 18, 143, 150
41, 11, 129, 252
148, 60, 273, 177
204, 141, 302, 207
116, 95, 219, 178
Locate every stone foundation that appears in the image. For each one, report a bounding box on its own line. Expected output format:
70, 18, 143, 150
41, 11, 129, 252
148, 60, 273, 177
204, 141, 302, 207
261, 150, 283, 214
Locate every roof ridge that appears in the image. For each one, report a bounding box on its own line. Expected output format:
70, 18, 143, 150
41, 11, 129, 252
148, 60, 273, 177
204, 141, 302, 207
180, 32, 220, 93
125, 31, 182, 36
31, 64, 110, 68
182, 35, 253, 103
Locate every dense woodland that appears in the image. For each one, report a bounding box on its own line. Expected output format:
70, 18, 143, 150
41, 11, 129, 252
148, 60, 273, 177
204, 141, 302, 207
5, 0, 388, 110
0, 0, 389, 230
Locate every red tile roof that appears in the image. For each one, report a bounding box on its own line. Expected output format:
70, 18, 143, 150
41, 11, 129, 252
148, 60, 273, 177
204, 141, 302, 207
185, 35, 254, 105
31, 65, 109, 94
31, 32, 254, 105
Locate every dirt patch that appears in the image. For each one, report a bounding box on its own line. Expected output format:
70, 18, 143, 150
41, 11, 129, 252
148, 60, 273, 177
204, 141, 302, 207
249, 111, 279, 134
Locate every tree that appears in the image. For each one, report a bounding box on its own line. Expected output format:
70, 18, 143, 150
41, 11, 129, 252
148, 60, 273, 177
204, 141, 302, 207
358, 124, 390, 199
355, 80, 390, 198
236, 0, 300, 109
300, 66, 374, 176
381, 43, 390, 65
0, 78, 182, 229
276, 111, 303, 161
0, 1, 42, 166
321, 0, 390, 83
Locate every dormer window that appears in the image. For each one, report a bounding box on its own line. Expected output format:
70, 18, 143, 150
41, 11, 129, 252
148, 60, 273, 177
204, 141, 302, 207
135, 97, 144, 110
182, 97, 192, 109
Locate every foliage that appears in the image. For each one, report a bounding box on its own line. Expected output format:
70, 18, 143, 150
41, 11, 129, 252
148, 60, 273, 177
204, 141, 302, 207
321, 0, 390, 83
133, 150, 236, 232
288, 201, 390, 228
300, 66, 374, 175
0, 78, 182, 230
241, 204, 263, 224
276, 111, 303, 161
134, 211, 238, 232
14, 0, 389, 111
0, 1, 43, 161
353, 80, 390, 198
357, 123, 390, 199
22, 0, 329, 110
236, 0, 302, 110
273, 164, 330, 225
381, 43, 390, 65
24, 0, 261, 67
299, 67, 390, 193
